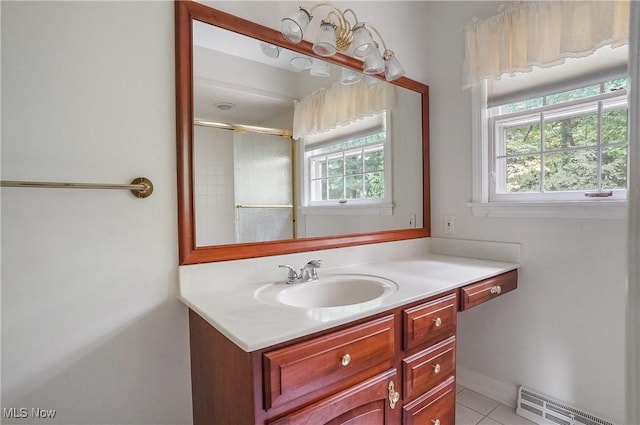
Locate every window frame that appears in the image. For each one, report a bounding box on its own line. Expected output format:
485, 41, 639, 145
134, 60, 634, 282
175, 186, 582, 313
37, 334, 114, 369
489, 90, 629, 202
470, 80, 629, 219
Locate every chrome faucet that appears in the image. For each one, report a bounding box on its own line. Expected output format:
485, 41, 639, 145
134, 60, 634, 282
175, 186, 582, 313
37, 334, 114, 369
279, 260, 322, 284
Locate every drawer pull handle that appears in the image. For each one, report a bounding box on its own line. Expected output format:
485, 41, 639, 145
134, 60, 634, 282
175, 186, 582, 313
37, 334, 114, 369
490, 285, 502, 295
388, 381, 400, 409
433, 317, 442, 327
433, 363, 441, 374
341, 354, 351, 366
432, 420, 441, 425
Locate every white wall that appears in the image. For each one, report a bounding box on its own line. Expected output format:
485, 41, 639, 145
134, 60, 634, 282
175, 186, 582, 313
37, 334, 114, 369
626, 3, 640, 423
424, 2, 627, 422
1, 2, 192, 424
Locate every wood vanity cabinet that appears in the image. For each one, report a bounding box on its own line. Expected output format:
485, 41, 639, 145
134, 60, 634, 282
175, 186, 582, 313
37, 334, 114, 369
189, 290, 458, 425
188, 271, 517, 425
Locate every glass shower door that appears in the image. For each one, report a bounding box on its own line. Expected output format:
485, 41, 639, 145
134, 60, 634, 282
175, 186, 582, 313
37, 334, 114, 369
233, 131, 294, 243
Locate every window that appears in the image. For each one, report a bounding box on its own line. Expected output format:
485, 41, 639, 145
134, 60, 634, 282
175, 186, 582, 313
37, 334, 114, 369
308, 133, 385, 202
470, 48, 630, 219
302, 113, 392, 214
464, 0, 631, 218
490, 77, 628, 202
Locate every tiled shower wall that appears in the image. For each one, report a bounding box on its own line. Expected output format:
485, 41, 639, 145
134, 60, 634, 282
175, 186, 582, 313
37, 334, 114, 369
193, 126, 235, 246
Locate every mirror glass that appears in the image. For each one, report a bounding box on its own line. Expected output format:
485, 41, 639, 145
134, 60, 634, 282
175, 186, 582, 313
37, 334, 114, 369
176, 2, 430, 264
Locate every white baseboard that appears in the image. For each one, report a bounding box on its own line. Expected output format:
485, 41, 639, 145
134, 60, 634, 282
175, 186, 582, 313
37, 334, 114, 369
456, 366, 518, 408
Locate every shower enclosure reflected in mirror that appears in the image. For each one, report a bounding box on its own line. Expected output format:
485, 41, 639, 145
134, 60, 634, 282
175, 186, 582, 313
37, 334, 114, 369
194, 124, 294, 246
176, 1, 430, 264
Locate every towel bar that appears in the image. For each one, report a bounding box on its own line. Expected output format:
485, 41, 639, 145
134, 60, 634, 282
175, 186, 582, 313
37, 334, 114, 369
0, 177, 154, 198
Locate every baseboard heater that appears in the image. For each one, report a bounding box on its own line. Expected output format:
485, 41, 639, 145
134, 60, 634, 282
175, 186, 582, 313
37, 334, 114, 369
517, 386, 616, 425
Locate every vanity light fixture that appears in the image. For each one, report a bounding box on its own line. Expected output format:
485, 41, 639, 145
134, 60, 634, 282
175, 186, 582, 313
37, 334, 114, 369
280, 4, 405, 81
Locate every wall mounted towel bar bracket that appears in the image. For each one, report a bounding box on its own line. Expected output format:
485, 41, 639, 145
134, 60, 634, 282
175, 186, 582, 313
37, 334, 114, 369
0, 177, 154, 198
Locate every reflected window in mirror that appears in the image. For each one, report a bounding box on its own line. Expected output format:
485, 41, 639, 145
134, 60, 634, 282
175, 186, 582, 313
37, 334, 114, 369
303, 112, 392, 214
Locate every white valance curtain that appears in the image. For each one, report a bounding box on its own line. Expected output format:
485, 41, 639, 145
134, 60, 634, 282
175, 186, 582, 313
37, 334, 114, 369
462, 0, 630, 88
293, 79, 395, 140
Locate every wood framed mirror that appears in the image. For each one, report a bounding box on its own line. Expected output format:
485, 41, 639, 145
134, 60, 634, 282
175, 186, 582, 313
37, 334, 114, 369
176, 0, 430, 264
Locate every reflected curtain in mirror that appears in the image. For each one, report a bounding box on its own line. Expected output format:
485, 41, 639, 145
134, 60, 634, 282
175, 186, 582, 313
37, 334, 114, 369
293, 78, 395, 139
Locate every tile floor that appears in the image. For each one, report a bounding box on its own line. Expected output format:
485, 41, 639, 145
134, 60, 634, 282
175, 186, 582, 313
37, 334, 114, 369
455, 384, 536, 425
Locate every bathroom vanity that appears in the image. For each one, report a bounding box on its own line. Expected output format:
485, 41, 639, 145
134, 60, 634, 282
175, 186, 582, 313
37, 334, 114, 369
180, 254, 518, 425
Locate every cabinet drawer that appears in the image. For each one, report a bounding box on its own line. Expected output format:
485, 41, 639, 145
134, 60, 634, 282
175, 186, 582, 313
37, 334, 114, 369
460, 270, 518, 311
403, 293, 457, 351
402, 376, 455, 425
263, 315, 395, 410
402, 336, 455, 401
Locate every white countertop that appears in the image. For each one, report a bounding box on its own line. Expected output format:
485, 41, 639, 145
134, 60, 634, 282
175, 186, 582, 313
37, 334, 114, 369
179, 249, 519, 352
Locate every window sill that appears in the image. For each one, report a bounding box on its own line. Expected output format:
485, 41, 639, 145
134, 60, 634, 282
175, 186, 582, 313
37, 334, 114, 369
469, 200, 627, 219
301, 203, 393, 216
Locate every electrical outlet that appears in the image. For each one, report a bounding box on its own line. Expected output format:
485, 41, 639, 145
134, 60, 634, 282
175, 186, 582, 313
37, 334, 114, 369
408, 214, 416, 228
444, 216, 455, 234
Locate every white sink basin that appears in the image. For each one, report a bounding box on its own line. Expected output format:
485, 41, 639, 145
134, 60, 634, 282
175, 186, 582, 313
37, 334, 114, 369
255, 274, 399, 309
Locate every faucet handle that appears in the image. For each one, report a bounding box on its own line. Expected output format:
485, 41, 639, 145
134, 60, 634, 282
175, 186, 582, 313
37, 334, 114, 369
304, 260, 322, 281
279, 265, 299, 283
306, 259, 322, 268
